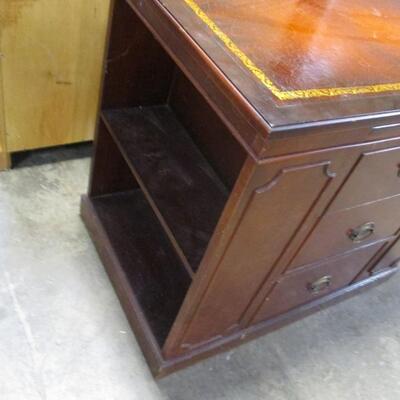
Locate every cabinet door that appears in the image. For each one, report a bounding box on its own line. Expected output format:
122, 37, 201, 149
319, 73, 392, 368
0, 0, 110, 152
171, 161, 337, 353
330, 146, 400, 211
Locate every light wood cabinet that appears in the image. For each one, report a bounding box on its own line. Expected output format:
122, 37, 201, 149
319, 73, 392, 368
0, 0, 111, 169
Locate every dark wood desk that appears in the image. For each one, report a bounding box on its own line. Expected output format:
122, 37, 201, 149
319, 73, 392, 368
81, 0, 400, 377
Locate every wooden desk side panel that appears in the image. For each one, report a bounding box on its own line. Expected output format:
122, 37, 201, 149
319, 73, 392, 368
164, 148, 362, 357
102, 0, 175, 109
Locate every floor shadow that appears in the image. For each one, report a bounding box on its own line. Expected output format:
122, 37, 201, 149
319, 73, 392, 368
12, 142, 93, 169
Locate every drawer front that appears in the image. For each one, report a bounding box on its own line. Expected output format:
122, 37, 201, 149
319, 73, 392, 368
252, 242, 384, 323
289, 196, 400, 270
331, 146, 400, 212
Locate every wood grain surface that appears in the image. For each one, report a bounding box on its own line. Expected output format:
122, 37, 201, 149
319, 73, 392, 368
156, 0, 400, 127
181, 0, 400, 97
0, 0, 111, 153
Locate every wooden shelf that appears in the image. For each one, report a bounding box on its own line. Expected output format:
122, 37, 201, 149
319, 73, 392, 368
102, 106, 228, 273
87, 190, 191, 346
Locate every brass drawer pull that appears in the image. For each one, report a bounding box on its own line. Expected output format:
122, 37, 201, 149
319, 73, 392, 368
347, 222, 375, 243
308, 275, 332, 295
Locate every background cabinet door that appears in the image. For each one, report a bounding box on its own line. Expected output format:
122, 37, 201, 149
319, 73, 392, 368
0, 0, 111, 164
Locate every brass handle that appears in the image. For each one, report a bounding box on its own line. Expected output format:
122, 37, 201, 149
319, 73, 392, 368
308, 275, 332, 295
347, 222, 375, 243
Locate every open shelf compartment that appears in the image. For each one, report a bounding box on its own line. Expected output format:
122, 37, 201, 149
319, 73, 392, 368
82, 0, 247, 366
83, 191, 191, 346
101, 105, 229, 272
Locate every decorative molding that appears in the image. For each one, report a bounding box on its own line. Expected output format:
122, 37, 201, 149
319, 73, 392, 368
183, 0, 400, 100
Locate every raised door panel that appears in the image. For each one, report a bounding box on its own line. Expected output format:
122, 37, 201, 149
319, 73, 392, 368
330, 147, 400, 211
1, 0, 111, 152
173, 161, 336, 352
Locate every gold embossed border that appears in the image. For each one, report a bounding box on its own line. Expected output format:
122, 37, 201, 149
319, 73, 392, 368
183, 0, 400, 100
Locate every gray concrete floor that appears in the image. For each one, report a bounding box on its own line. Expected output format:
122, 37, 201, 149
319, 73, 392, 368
1, 147, 400, 400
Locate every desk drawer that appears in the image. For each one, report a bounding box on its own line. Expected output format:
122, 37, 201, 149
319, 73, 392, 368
253, 242, 384, 323
289, 196, 400, 269
331, 146, 400, 211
